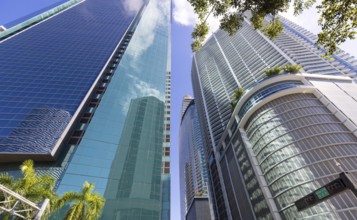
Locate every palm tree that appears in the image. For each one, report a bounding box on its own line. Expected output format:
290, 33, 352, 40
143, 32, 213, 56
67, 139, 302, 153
56, 181, 105, 220
0, 160, 57, 220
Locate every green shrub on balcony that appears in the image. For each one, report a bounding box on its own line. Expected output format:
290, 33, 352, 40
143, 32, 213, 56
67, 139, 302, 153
230, 88, 245, 110
265, 66, 282, 77
283, 64, 302, 74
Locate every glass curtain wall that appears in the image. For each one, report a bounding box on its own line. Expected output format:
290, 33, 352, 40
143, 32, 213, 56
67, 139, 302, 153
179, 99, 210, 220
55, 0, 170, 219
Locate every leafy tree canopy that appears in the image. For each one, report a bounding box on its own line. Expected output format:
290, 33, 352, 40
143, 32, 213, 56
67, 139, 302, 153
189, 0, 357, 55
317, 0, 357, 55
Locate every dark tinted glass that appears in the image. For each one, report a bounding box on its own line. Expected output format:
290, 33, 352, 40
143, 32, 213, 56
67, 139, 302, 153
0, 0, 136, 156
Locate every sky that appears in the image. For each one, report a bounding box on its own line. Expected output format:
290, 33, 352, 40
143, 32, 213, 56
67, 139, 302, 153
171, 17, 193, 220
1, 1, 357, 220
0, 0, 66, 28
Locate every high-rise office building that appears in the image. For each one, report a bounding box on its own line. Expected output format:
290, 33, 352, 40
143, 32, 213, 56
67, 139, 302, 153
191, 17, 357, 220
217, 74, 357, 220
0, 0, 170, 219
193, 18, 357, 153
179, 96, 212, 220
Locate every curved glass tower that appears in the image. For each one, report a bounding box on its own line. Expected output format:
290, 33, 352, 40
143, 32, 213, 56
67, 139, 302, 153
179, 96, 212, 220
218, 74, 357, 219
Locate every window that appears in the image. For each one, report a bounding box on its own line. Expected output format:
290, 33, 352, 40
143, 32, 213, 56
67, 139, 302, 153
162, 161, 170, 174
68, 130, 86, 145
163, 147, 170, 156
80, 112, 93, 123
89, 98, 100, 107
96, 86, 106, 94
164, 135, 170, 142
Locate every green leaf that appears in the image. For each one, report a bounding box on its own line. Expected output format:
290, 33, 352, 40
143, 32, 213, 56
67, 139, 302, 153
220, 12, 243, 36
230, 87, 245, 110
0, 160, 58, 219
283, 64, 302, 73
262, 17, 283, 40
191, 40, 203, 52
58, 181, 105, 220
192, 22, 209, 42
250, 12, 265, 30
265, 66, 283, 77
188, 0, 209, 20
188, 0, 356, 55
317, 0, 357, 55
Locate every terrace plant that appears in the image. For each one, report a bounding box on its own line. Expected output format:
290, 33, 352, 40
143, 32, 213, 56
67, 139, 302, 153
265, 66, 282, 77
230, 87, 245, 110
283, 64, 302, 74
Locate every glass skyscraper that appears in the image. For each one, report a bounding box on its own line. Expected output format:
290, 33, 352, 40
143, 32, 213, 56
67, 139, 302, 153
0, 0, 170, 219
191, 17, 357, 220
0, 0, 136, 162
179, 96, 212, 220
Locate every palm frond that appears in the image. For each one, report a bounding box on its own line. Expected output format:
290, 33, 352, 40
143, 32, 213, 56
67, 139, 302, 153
20, 160, 35, 177
0, 173, 15, 187
59, 181, 105, 219
87, 193, 105, 219
55, 191, 82, 210
66, 201, 86, 220
82, 181, 95, 196
0, 160, 62, 219
65, 202, 81, 220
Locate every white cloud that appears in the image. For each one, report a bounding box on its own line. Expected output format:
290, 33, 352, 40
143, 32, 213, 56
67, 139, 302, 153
172, 0, 198, 26
126, 0, 169, 60
172, 0, 220, 42
121, 74, 164, 114
205, 15, 220, 40
121, 0, 144, 15
134, 80, 163, 98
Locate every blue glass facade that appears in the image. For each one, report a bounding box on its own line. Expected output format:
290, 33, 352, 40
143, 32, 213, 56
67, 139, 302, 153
0, 0, 138, 161
237, 81, 303, 120
54, 0, 171, 218
0, 108, 71, 153
179, 97, 211, 220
